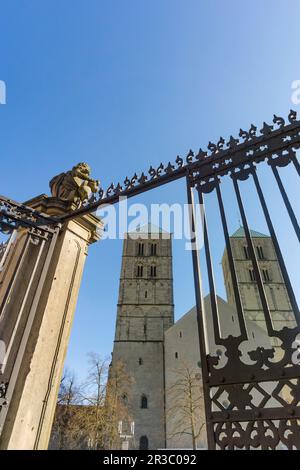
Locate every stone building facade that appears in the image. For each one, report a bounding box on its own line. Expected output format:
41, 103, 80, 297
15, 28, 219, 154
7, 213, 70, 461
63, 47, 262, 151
111, 224, 174, 450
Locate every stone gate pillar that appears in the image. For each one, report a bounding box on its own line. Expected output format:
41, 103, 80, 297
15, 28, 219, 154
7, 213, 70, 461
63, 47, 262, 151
0, 171, 103, 449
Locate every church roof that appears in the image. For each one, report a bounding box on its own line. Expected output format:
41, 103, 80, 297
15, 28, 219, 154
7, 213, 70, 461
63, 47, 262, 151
230, 227, 269, 238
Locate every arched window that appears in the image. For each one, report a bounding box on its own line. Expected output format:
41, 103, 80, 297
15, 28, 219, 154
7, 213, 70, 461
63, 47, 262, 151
256, 245, 265, 260
243, 246, 250, 259
150, 243, 157, 256
150, 265, 157, 277
137, 265, 143, 277
262, 269, 271, 282
139, 435, 149, 450
137, 243, 144, 256
121, 393, 128, 404
141, 394, 148, 409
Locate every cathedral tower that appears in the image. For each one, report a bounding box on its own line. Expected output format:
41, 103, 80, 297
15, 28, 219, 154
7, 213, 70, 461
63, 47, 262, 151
111, 224, 174, 450
222, 228, 295, 342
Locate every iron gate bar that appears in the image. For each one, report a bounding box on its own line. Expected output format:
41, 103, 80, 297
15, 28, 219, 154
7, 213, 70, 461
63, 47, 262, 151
232, 176, 274, 336
186, 176, 215, 449
270, 165, 300, 243
197, 188, 223, 344
215, 180, 248, 341
251, 168, 300, 324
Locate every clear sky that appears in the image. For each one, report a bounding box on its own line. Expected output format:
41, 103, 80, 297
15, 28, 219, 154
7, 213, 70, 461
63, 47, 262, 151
0, 0, 299, 380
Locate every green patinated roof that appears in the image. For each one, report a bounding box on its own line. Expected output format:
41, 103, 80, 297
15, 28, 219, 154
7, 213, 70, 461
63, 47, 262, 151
231, 227, 269, 238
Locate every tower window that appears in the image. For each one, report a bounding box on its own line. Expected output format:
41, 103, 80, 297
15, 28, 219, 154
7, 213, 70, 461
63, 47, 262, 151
270, 287, 277, 309
143, 322, 147, 335
145, 290, 147, 298
179, 331, 182, 338
249, 269, 256, 282
150, 265, 157, 277
150, 243, 157, 256
139, 435, 149, 450
137, 243, 144, 256
138, 357, 143, 365
121, 393, 128, 404
257, 246, 265, 260
137, 265, 143, 277
141, 395, 148, 409
262, 269, 271, 282
175, 352, 178, 359
244, 246, 250, 259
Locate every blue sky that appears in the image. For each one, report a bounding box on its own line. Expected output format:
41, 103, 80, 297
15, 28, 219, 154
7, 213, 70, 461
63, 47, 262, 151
1, 0, 300, 380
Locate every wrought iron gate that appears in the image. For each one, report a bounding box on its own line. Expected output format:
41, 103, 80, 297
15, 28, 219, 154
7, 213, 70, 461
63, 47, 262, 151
1, 110, 300, 449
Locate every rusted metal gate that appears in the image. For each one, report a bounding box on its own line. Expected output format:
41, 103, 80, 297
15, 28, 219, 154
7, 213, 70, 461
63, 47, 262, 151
1, 110, 300, 449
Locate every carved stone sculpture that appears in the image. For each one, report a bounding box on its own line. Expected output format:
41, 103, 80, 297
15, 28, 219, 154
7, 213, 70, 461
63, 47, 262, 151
49, 162, 99, 208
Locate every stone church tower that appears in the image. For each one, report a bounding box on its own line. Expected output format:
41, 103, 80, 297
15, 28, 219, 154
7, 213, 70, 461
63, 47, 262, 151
111, 224, 174, 450
222, 227, 295, 342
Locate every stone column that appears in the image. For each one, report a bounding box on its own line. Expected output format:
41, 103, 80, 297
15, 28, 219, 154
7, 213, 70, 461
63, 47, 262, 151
0, 194, 103, 450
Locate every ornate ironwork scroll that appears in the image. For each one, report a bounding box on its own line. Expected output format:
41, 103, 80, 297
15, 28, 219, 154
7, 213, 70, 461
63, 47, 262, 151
0, 195, 57, 237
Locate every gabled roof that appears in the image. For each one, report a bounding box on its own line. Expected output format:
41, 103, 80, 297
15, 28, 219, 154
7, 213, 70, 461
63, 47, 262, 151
230, 227, 269, 238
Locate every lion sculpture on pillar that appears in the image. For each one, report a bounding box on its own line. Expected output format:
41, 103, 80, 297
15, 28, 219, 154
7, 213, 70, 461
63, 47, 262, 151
50, 162, 100, 208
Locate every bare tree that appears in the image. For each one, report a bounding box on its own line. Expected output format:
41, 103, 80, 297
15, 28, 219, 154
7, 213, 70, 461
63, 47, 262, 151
50, 354, 133, 450
50, 368, 81, 449
77, 353, 133, 449
76, 353, 109, 449
58, 367, 80, 406
166, 366, 206, 449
